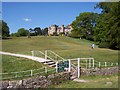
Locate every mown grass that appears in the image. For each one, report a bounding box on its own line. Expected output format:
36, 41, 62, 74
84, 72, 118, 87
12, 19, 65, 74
2, 36, 118, 63
48, 74, 118, 88
2, 55, 55, 80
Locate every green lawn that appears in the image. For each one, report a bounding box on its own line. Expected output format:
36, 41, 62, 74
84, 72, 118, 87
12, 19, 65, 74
2, 55, 55, 80
2, 55, 45, 73
48, 74, 118, 88
2, 36, 118, 63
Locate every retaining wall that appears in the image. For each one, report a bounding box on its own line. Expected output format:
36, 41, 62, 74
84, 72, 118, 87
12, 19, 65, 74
0, 72, 71, 89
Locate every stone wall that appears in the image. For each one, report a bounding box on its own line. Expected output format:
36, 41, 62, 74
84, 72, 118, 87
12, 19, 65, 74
81, 67, 119, 76
1, 72, 71, 89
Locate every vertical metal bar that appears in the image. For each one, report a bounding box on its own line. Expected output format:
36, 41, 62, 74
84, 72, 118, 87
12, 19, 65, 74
78, 58, 80, 78
45, 50, 47, 60
86, 59, 87, 69
99, 62, 101, 68
68, 59, 71, 72
45, 67, 47, 73
56, 62, 58, 73
31, 50, 34, 60
105, 62, 107, 67
31, 70, 33, 76
93, 59, 94, 68
89, 59, 91, 68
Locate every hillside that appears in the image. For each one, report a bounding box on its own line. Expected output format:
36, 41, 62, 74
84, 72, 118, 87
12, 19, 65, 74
2, 36, 118, 63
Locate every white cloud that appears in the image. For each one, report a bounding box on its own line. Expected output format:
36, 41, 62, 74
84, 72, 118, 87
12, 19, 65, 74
23, 18, 31, 22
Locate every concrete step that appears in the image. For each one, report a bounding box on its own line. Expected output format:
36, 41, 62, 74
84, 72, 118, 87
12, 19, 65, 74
44, 61, 56, 65
49, 64, 56, 67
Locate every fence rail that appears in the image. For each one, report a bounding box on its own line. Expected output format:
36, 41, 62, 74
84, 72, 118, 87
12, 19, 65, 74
1, 67, 55, 80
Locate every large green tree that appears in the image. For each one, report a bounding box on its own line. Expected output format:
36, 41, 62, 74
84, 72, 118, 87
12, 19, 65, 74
94, 2, 120, 49
17, 28, 29, 36
71, 12, 98, 40
1, 20, 10, 38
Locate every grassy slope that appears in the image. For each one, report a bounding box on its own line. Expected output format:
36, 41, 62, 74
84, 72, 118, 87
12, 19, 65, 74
2, 36, 118, 63
2, 55, 45, 73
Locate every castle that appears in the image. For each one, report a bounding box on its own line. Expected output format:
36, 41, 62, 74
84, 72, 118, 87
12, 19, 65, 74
48, 24, 73, 35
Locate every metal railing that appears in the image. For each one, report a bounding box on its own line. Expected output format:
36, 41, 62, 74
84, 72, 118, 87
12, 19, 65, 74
1, 67, 55, 80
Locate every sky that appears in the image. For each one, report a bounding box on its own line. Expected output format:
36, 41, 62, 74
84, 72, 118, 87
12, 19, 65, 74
2, 2, 102, 34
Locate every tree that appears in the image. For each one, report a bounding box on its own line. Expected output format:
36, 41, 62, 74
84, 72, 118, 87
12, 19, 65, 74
42, 28, 48, 36
17, 28, 29, 36
94, 2, 120, 49
1, 20, 10, 38
71, 12, 98, 40
34, 27, 42, 35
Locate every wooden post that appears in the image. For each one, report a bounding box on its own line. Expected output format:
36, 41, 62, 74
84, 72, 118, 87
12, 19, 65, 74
68, 59, 71, 72
77, 58, 80, 78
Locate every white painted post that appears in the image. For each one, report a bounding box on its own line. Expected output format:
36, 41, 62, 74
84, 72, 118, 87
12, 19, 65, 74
45, 67, 47, 73
111, 63, 113, 66
68, 59, 71, 72
56, 62, 58, 73
31, 51, 34, 60
89, 59, 91, 68
105, 62, 107, 67
31, 70, 33, 76
45, 50, 47, 60
15, 72, 18, 78
92, 59, 94, 68
77, 58, 80, 78
99, 62, 101, 68
86, 59, 87, 69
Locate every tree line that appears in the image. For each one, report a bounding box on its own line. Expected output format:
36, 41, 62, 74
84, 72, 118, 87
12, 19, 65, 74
1, 2, 120, 50
11, 27, 48, 37
70, 2, 120, 50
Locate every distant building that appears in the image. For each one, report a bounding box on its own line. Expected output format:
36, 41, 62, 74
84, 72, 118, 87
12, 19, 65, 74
48, 24, 73, 35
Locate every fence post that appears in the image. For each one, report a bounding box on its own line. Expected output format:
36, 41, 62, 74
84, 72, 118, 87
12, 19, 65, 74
31, 50, 34, 60
111, 63, 113, 66
45, 51, 47, 60
86, 59, 87, 69
15, 72, 18, 78
45, 67, 47, 73
92, 59, 94, 68
89, 59, 91, 68
77, 58, 80, 78
68, 59, 71, 72
56, 62, 58, 73
105, 62, 107, 67
99, 62, 101, 68
116, 63, 118, 66
31, 70, 33, 76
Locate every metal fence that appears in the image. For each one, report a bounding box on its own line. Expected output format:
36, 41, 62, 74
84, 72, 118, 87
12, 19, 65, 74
1, 67, 55, 80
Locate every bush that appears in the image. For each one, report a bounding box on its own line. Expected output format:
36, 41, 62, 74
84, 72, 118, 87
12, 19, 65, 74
98, 42, 110, 48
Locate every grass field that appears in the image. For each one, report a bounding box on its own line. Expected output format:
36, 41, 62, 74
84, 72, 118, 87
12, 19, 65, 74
2, 36, 118, 63
48, 74, 118, 88
1, 36, 119, 87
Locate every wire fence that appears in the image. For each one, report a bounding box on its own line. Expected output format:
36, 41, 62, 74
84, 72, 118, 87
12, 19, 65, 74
0, 67, 56, 80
